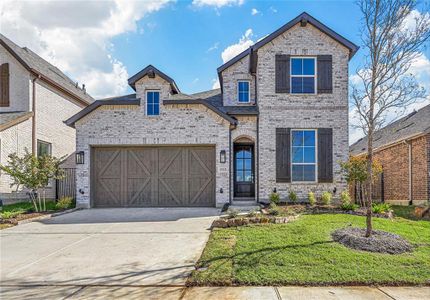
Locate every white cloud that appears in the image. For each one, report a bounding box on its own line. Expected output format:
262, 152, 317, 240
192, 0, 244, 8
221, 28, 254, 63
207, 42, 219, 52
192, 78, 200, 84
251, 8, 259, 16
212, 78, 220, 89
401, 9, 430, 32
0, 0, 172, 99
269, 6, 277, 13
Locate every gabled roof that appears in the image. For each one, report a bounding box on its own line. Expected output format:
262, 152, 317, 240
0, 111, 34, 132
128, 65, 180, 94
217, 12, 359, 74
0, 34, 94, 106
350, 104, 430, 155
65, 94, 139, 128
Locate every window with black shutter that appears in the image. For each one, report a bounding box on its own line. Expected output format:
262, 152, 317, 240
0, 63, 10, 107
318, 128, 333, 182
276, 128, 291, 182
317, 55, 333, 93
275, 55, 290, 93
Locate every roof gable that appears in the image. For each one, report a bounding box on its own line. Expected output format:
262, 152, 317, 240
217, 12, 359, 74
0, 34, 94, 105
128, 65, 180, 94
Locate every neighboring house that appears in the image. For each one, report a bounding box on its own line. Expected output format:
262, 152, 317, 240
350, 104, 430, 206
0, 34, 93, 203
66, 12, 358, 208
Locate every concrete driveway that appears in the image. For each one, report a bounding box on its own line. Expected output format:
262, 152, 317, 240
1, 208, 219, 289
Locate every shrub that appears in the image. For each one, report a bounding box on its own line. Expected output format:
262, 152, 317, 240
269, 192, 280, 204
372, 203, 391, 214
308, 192, 316, 206
268, 203, 280, 216
247, 209, 258, 218
340, 191, 351, 205
341, 202, 359, 211
1, 211, 20, 219
227, 209, 239, 219
55, 197, 74, 210
321, 191, 332, 205
289, 190, 297, 203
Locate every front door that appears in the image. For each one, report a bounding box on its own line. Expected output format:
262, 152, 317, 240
234, 144, 255, 198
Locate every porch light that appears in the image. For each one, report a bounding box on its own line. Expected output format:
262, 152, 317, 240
220, 150, 226, 163
76, 151, 85, 164
273, 188, 277, 193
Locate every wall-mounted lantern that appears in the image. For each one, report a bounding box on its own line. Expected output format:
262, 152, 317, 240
76, 151, 85, 165
220, 150, 226, 163
273, 187, 277, 193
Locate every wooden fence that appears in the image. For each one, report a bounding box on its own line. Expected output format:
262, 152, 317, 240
56, 168, 76, 200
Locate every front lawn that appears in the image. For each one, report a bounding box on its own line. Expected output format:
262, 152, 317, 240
190, 214, 430, 286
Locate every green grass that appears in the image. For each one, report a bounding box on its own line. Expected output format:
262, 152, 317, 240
1, 201, 58, 219
190, 214, 430, 286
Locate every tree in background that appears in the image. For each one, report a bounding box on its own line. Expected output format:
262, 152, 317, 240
352, 0, 430, 236
0, 150, 65, 212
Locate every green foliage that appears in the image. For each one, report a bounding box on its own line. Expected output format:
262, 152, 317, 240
340, 190, 358, 210
308, 192, 316, 206
288, 190, 297, 202
268, 203, 280, 216
269, 192, 280, 204
340, 156, 383, 184
227, 209, 239, 219
321, 191, 332, 205
55, 197, 74, 210
341, 202, 359, 211
372, 203, 392, 214
0, 150, 65, 212
247, 209, 259, 218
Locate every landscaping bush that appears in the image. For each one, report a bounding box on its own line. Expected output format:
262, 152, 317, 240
341, 202, 359, 211
269, 192, 280, 205
372, 203, 391, 214
289, 190, 297, 203
227, 209, 239, 219
55, 197, 74, 210
247, 209, 258, 218
268, 203, 281, 216
340, 191, 358, 211
321, 191, 332, 205
308, 192, 316, 206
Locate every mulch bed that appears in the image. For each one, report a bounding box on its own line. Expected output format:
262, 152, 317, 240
212, 215, 298, 228
1, 212, 49, 225
332, 227, 413, 254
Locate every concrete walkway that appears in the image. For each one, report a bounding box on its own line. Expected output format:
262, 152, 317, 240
0, 285, 428, 299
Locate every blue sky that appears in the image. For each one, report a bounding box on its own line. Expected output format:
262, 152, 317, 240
1, 0, 429, 143
114, 0, 366, 94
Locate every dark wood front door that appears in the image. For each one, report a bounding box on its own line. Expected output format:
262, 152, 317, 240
92, 146, 215, 207
234, 144, 255, 198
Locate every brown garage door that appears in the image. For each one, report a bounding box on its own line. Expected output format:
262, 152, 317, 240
92, 146, 215, 207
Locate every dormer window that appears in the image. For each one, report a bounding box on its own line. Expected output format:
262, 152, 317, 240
237, 81, 250, 103
291, 57, 316, 94
146, 91, 160, 116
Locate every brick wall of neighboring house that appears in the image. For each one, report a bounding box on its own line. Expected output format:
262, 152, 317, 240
256, 23, 350, 201
74, 75, 231, 208
0, 45, 31, 112
352, 134, 429, 206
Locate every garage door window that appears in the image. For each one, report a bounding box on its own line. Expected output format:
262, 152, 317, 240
146, 91, 160, 116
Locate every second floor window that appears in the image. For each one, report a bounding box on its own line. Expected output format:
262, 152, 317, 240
0, 63, 10, 107
37, 140, 52, 157
238, 81, 250, 103
146, 91, 160, 116
291, 57, 316, 94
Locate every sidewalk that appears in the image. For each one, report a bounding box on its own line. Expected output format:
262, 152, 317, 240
1, 285, 428, 299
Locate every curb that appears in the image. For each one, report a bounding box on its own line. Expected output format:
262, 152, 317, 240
16, 208, 81, 225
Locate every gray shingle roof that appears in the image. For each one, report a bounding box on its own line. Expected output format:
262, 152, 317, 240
0, 34, 94, 105
0, 111, 34, 131
350, 104, 430, 155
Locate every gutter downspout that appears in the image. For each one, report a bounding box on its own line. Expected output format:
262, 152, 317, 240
229, 126, 232, 205
253, 72, 259, 204
31, 76, 39, 156
404, 140, 413, 205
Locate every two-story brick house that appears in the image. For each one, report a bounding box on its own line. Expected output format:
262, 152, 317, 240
0, 34, 93, 202
66, 12, 358, 208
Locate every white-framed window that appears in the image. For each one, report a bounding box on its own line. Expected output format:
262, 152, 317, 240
37, 140, 52, 157
290, 57, 316, 94
291, 129, 317, 182
146, 90, 160, 116
237, 81, 250, 103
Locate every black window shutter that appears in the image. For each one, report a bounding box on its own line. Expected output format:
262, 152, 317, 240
276, 128, 291, 182
318, 128, 333, 183
317, 55, 332, 94
275, 54, 290, 93
0, 63, 10, 107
